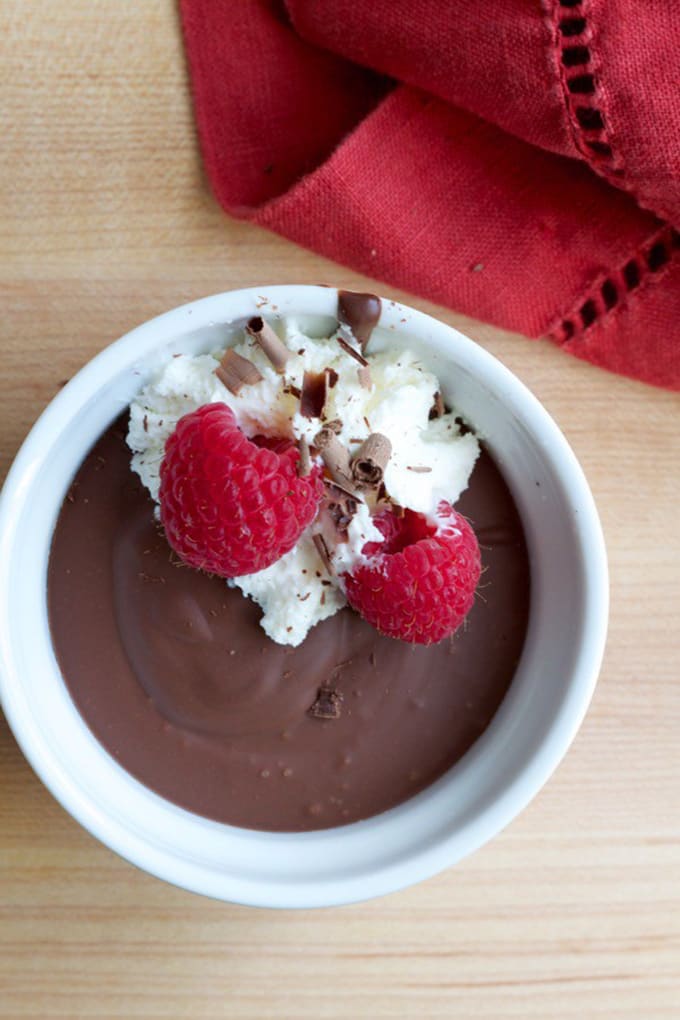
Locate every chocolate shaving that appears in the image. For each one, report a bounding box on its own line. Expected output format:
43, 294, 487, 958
324, 477, 361, 503
283, 383, 302, 399
215, 349, 263, 394
312, 533, 333, 575
429, 391, 445, 420
455, 415, 476, 437
142, 414, 148, 433
351, 433, 392, 487
314, 428, 355, 488
324, 481, 359, 536
338, 290, 382, 350
336, 335, 369, 367
297, 437, 311, 477
246, 316, 290, 372
332, 658, 353, 672
327, 500, 357, 535
138, 572, 166, 584
407, 465, 432, 473
300, 370, 327, 419
357, 366, 372, 390
326, 367, 339, 388
308, 686, 344, 720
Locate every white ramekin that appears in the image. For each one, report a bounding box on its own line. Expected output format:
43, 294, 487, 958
0, 286, 608, 908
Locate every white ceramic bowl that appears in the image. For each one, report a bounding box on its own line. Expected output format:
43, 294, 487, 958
0, 285, 608, 908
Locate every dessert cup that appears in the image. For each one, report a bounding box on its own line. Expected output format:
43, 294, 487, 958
0, 285, 608, 908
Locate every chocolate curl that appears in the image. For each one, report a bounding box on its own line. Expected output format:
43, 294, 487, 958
338, 290, 382, 350
246, 316, 290, 373
314, 427, 355, 489
215, 349, 263, 394
357, 366, 372, 390
351, 433, 392, 487
297, 437, 311, 477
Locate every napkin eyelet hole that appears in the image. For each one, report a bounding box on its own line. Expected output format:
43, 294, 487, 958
567, 74, 595, 95
601, 280, 618, 311
623, 260, 641, 291
579, 300, 597, 329
646, 243, 669, 273
563, 46, 590, 68
584, 140, 613, 156
559, 17, 587, 37
575, 106, 603, 130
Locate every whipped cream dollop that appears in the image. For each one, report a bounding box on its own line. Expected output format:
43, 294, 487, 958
128, 316, 479, 645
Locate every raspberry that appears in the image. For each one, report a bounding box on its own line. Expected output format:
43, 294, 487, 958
343, 503, 481, 644
159, 403, 323, 577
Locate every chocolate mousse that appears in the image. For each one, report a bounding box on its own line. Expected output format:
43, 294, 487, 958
47, 418, 530, 831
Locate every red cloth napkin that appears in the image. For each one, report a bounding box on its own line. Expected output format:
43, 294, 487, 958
180, 0, 680, 390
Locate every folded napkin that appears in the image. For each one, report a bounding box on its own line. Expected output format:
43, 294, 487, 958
180, 0, 680, 390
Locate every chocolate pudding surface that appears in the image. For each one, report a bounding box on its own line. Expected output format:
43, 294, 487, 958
47, 418, 530, 831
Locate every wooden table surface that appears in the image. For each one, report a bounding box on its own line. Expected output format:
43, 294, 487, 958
2, 2, 679, 1017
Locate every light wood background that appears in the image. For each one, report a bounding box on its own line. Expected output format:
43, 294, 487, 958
2, 2, 679, 1017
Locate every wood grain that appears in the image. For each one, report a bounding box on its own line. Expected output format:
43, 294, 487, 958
1, 2, 679, 1017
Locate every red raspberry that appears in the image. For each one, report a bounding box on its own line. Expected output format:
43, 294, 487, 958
343, 502, 481, 644
159, 403, 323, 577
